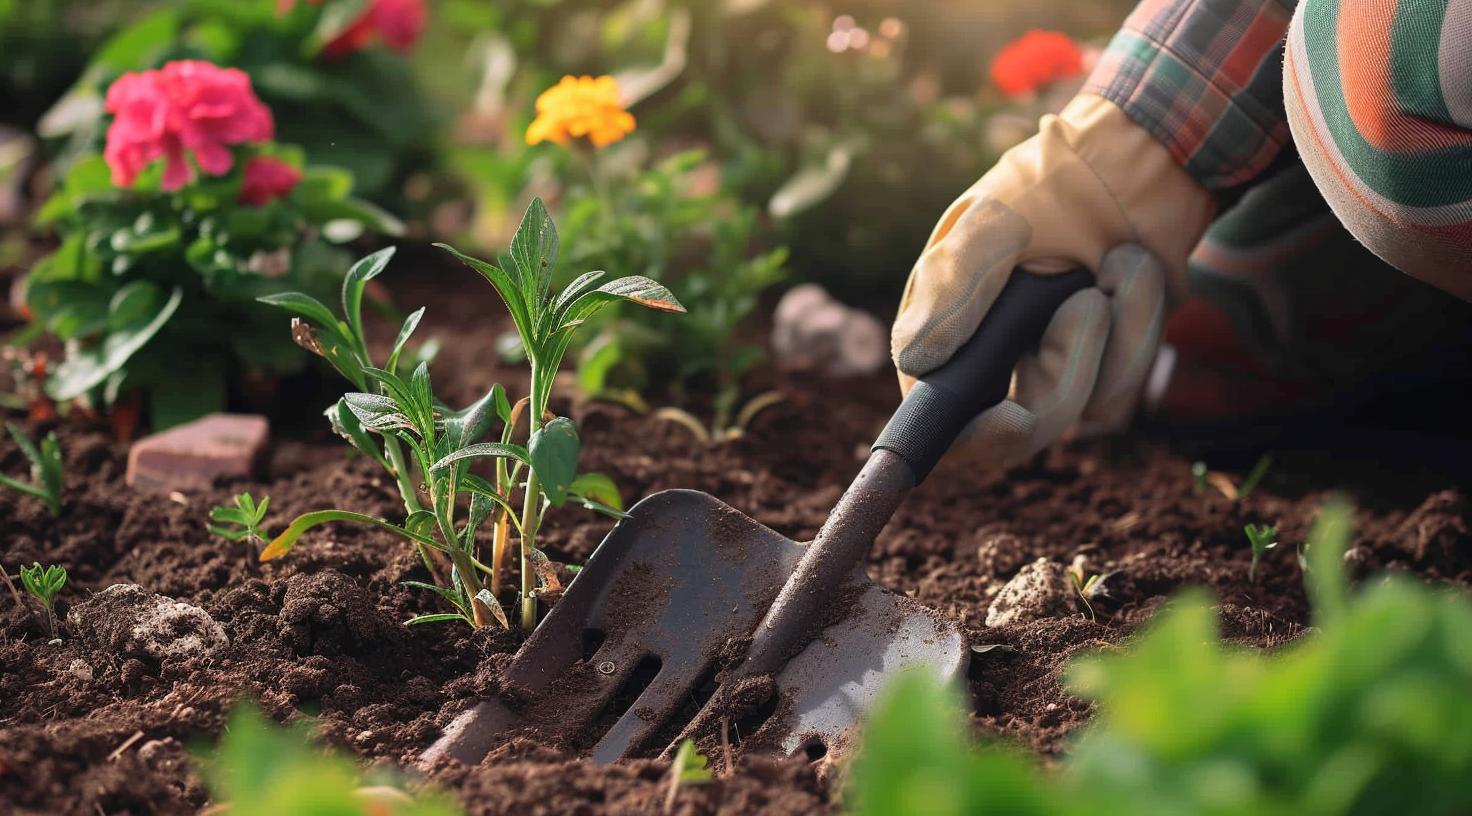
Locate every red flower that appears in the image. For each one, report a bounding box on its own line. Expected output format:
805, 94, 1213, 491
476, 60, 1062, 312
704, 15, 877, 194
104, 60, 274, 191
239, 156, 302, 206
282, 0, 425, 59
989, 30, 1085, 98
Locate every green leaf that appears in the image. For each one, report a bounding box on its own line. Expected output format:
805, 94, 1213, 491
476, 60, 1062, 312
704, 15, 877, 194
671, 739, 712, 785
324, 398, 390, 469
430, 442, 530, 474
257, 291, 341, 334
442, 384, 506, 448
560, 276, 685, 331
569, 473, 623, 511
529, 417, 580, 506
342, 392, 414, 433
509, 197, 559, 311
402, 580, 470, 616
341, 247, 396, 349
436, 243, 532, 348
48, 286, 183, 400
386, 307, 426, 374
259, 510, 442, 561
404, 613, 469, 626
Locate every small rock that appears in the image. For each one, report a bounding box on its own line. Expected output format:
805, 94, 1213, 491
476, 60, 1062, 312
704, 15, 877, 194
771, 284, 889, 378
985, 558, 1076, 627
63, 658, 94, 682
68, 584, 228, 664
976, 530, 1028, 577
126, 413, 269, 492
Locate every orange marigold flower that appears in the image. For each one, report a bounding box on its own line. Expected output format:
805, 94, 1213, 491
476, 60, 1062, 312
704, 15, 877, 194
989, 29, 1084, 98
525, 75, 636, 148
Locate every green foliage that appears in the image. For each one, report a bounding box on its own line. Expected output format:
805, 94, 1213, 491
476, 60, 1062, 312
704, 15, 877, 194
438, 197, 681, 627
664, 739, 713, 813
27, 145, 397, 427
1244, 523, 1278, 583
0, 422, 63, 516
1237, 454, 1274, 500
558, 150, 788, 434
849, 500, 1472, 816
209, 492, 271, 557
39, 0, 441, 204
260, 214, 653, 630
206, 704, 459, 816
18, 561, 67, 636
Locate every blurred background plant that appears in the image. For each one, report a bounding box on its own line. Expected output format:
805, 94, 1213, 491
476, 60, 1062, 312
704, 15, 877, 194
847, 501, 1472, 816
2, 0, 1136, 432
24, 59, 401, 428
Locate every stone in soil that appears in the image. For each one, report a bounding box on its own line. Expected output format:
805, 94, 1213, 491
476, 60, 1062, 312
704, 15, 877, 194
771, 283, 888, 378
125, 413, 269, 492
67, 583, 228, 663
985, 558, 1077, 627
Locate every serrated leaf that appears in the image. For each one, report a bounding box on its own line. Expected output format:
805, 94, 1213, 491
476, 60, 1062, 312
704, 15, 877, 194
529, 417, 580, 506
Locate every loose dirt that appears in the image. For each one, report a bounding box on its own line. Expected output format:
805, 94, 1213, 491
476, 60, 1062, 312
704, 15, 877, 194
3, 259, 1469, 814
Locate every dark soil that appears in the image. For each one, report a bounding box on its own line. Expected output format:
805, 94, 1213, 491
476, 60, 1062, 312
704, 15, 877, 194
3, 258, 1471, 815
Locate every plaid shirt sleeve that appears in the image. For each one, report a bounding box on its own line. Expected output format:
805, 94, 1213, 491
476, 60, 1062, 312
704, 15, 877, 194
1084, 0, 1299, 194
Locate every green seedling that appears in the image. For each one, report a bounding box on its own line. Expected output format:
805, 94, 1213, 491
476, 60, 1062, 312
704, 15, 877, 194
435, 198, 683, 628
1191, 461, 1207, 495
1236, 453, 1273, 499
1244, 523, 1278, 582
208, 492, 272, 561
19, 561, 66, 636
0, 422, 63, 516
1068, 557, 1112, 623
260, 201, 680, 630
851, 500, 1472, 816
206, 704, 459, 816
664, 739, 713, 814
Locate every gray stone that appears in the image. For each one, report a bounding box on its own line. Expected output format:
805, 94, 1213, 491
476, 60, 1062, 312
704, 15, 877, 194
68, 584, 228, 663
771, 284, 889, 378
985, 558, 1076, 627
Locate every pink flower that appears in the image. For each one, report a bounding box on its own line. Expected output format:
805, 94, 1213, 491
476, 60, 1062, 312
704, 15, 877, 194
239, 156, 302, 206
104, 60, 275, 191
282, 0, 426, 59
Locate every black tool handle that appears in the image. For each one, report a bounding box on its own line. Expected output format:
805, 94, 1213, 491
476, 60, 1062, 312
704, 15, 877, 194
873, 267, 1094, 483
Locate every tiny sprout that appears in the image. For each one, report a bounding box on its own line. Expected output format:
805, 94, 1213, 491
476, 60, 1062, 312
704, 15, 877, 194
1, 422, 64, 516
1068, 556, 1113, 623
208, 492, 272, 560
1191, 461, 1207, 495
1236, 454, 1274, 500
1244, 523, 1278, 583
664, 738, 713, 814
19, 562, 67, 636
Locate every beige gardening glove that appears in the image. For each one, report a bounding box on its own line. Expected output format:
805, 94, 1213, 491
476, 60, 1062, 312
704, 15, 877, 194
892, 95, 1216, 469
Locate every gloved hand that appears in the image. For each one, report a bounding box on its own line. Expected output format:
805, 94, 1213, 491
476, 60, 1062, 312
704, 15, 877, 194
892, 95, 1216, 469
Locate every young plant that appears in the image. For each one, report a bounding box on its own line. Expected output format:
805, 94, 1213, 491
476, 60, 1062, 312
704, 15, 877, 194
0, 422, 63, 516
1068, 556, 1111, 623
664, 739, 713, 814
1236, 453, 1274, 499
1244, 523, 1278, 583
436, 197, 684, 627
19, 561, 67, 636
260, 203, 678, 630
206, 704, 459, 816
208, 492, 271, 561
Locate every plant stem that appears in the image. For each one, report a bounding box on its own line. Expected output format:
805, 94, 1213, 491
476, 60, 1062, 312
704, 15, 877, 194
518, 378, 546, 630
385, 436, 448, 585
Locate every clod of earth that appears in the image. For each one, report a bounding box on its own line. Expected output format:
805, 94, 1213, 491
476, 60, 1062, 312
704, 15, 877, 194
67, 583, 228, 663
986, 558, 1077, 627
126, 413, 270, 492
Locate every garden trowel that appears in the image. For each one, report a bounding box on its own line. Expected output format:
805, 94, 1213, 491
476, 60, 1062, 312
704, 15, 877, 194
422, 268, 1093, 768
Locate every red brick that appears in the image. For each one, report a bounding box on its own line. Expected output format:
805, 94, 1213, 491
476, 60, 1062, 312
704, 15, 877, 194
126, 413, 269, 492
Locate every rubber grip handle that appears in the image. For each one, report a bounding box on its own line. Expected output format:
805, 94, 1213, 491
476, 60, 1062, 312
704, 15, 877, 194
873, 268, 1094, 482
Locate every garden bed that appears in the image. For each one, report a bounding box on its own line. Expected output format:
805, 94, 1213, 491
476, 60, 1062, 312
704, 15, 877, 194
2, 269, 1470, 816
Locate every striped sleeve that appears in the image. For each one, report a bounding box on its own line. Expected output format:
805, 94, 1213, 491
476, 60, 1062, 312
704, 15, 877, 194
1084, 0, 1298, 193
1283, 0, 1472, 296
